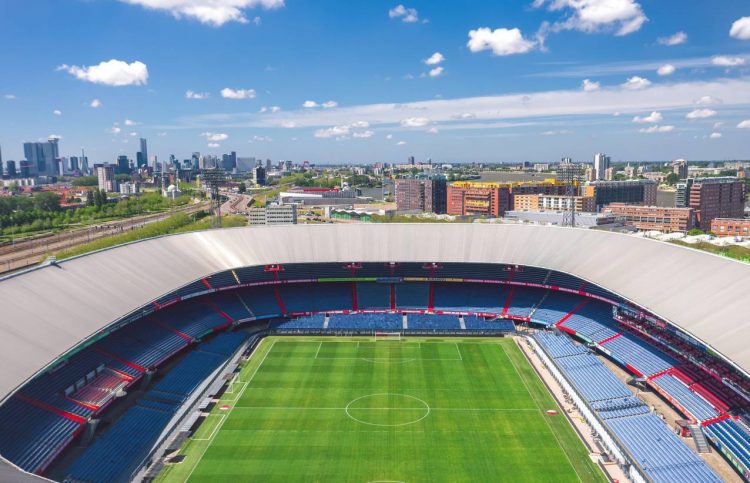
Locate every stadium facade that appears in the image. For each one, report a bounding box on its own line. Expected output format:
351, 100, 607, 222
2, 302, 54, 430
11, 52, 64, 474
0, 224, 749, 482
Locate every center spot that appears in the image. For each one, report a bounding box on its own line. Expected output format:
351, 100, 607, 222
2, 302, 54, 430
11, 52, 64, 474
345, 393, 430, 427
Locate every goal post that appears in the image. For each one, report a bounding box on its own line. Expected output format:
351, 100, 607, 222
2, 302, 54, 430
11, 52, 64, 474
374, 332, 402, 342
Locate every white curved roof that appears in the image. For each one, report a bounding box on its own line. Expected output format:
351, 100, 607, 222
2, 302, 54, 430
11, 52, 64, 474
0, 223, 748, 401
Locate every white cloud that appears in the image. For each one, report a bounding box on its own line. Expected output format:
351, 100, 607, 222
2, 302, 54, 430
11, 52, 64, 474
696, 95, 721, 105
389, 4, 419, 23
3, 94, 16, 100
252, 16, 261, 25
322, 100, 338, 108
582, 79, 600, 91
207, 142, 221, 148
48, 134, 63, 141
119, 0, 284, 27
53, 109, 62, 116
657, 64, 676, 76
57, 59, 148, 86
709, 132, 722, 139
730, 16, 750, 40
201, 132, 229, 141
158, 131, 167, 136
452, 112, 476, 119
259, 105, 281, 113
657, 31, 687, 46
534, 0, 647, 36
632, 111, 662, 123
542, 129, 573, 136
280, 121, 298, 128
400, 117, 430, 127
221, 87, 256, 99
621, 76, 651, 90
109, 124, 122, 134
386, 134, 393, 140
639, 125, 674, 133
686, 108, 717, 119
396, 141, 407, 145
737, 120, 750, 129
186, 90, 209, 99
713, 121, 724, 129
352, 130, 374, 138
314, 121, 371, 139
424, 52, 445, 65
428, 66, 444, 78
250, 135, 272, 142
711, 55, 746, 67
303, 100, 319, 108
90, 99, 102, 108
426, 127, 439, 134
467, 27, 536, 56
129, 131, 138, 137
124, 118, 138, 126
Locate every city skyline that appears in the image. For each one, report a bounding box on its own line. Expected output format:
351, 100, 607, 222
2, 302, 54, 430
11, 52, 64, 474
1, 1, 750, 163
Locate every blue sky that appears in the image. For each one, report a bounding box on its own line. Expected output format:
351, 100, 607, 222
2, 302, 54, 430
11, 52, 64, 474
0, 0, 749, 164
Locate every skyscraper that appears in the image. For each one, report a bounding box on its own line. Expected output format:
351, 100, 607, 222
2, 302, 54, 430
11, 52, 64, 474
139, 138, 148, 168
593, 153, 610, 181
23, 138, 59, 176
116, 155, 130, 174
97, 164, 117, 192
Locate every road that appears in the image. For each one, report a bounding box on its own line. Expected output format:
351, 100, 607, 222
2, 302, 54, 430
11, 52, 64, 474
220, 192, 253, 215
0, 202, 209, 274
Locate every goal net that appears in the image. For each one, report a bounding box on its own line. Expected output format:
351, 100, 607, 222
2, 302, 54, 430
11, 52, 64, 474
374, 332, 402, 342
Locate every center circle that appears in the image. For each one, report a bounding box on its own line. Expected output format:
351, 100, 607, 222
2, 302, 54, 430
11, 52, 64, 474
345, 393, 430, 427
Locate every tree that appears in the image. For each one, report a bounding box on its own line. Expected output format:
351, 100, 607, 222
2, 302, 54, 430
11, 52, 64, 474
115, 173, 131, 182
238, 182, 246, 193
86, 190, 94, 207
72, 176, 98, 187
33, 192, 62, 212
687, 228, 704, 236
665, 173, 679, 185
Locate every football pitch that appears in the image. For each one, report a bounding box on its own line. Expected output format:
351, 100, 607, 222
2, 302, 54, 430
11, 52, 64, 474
158, 336, 606, 483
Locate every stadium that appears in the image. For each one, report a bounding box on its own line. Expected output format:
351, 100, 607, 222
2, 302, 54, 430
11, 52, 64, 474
0, 223, 748, 483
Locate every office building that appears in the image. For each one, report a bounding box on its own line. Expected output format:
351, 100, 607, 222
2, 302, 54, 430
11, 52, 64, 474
710, 218, 750, 237
248, 204, 297, 225
97, 165, 117, 192
593, 153, 610, 181
672, 159, 688, 179
504, 210, 618, 228
23, 138, 59, 176
252, 165, 266, 186
582, 180, 657, 209
116, 155, 130, 174
447, 182, 510, 217
513, 194, 596, 213
603, 204, 696, 232
119, 182, 140, 195
408, 156, 415, 165
675, 177, 746, 230
5, 160, 16, 178
395, 178, 447, 213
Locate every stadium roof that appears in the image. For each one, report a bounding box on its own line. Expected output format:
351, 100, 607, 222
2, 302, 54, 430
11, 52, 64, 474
1, 224, 748, 402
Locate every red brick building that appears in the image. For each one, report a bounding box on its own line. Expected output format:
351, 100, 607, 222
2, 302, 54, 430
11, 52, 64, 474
710, 218, 750, 237
603, 203, 696, 232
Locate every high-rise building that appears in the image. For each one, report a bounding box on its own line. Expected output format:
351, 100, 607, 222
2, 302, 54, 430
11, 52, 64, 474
5, 160, 16, 178
604, 166, 616, 181
395, 178, 447, 213
97, 164, 117, 192
582, 179, 657, 208
248, 204, 297, 225
116, 155, 130, 174
23, 138, 59, 176
593, 153, 610, 181
447, 182, 511, 217
265, 159, 272, 171
252, 165, 266, 186
672, 159, 688, 180
408, 156, 415, 165
675, 177, 746, 230
138, 138, 148, 168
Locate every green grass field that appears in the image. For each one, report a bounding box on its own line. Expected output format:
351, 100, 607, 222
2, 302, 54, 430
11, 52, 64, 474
158, 337, 605, 483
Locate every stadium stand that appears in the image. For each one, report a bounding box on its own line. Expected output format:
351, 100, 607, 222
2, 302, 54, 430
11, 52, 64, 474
234, 286, 284, 318
607, 414, 722, 483
328, 313, 402, 330
602, 334, 675, 377
463, 316, 515, 331
356, 282, 390, 309
704, 418, 750, 474
432, 283, 508, 313
531, 292, 581, 326
590, 397, 650, 420
504, 288, 544, 318
65, 332, 248, 483
532, 332, 588, 359
278, 282, 351, 313
209, 291, 253, 321
274, 315, 325, 329
555, 354, 633, 402
651, 373, 720, 421
406, 314, 461, 330
557, 302, 619, 342
395, 283, 429, 309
